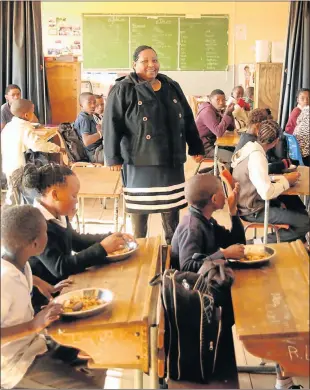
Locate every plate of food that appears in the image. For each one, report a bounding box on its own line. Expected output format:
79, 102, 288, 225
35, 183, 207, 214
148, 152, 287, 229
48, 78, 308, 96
32, 123, 41, 129
54, 288, 113, 318
228, 245, 275, 266
107, 240, 139, 262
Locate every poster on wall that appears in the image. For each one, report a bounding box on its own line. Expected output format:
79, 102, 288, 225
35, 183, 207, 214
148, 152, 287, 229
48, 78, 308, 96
45, 15, 82, 57
237, 64, 255, 89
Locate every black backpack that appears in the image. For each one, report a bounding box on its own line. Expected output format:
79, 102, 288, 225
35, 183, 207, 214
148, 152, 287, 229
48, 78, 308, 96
58, 122, 89, 162
152, 269, 222, 383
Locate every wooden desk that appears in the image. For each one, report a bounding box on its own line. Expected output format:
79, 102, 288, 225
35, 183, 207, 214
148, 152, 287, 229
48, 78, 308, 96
232, 241, 309, 377
283, 166, 310, 196
214, 131, 240, 175
34, 126, 58, 143
47, 237, 162, 388
263, 166, 310, 243
71, 164, 123, 232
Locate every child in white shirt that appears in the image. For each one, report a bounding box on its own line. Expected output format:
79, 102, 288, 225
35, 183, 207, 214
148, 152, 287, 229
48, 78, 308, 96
1, 99, 61, 180
1, 205, 106, 389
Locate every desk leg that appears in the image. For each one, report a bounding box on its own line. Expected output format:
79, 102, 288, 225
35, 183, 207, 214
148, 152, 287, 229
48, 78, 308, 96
134, 369, 143, 389
149, 325, 159, 389
114, 197, 119, 232
214, 145, 219, 176
81, 198, 85, 234
122, 194, 127, 233
263, 200, 270, 244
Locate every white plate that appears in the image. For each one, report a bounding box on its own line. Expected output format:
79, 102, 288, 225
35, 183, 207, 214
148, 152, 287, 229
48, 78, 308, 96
106, 241, 139, 262
54, 288, 113, 318
228, 245, 275, 266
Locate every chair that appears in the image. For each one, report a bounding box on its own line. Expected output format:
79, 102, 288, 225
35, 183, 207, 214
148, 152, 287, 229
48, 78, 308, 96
217, 162, 289, 243
194, 158, 214, 175
71, 163, 126, 233
284, 133, 304, 166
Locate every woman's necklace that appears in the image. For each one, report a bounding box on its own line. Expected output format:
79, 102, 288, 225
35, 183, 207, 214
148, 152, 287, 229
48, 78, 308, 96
151, 79, 162, 92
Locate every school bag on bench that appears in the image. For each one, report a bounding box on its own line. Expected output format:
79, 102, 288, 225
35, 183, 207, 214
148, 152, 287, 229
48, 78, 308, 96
58, 122, 89, 163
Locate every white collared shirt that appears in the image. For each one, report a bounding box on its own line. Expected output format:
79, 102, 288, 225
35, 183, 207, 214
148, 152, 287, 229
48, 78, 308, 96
33, 198, 67, 229
1, 258, 47, 389
1, 117, 60, 179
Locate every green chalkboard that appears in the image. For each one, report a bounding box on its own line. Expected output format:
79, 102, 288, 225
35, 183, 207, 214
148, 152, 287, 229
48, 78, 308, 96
83, 16, 129, 69
130, 17, 178, 71
180, 17, 229, 71
82, 15, 228, 71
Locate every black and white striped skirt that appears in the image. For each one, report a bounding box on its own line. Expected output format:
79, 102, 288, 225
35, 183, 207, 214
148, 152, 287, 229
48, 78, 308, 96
122, 164, 187, 214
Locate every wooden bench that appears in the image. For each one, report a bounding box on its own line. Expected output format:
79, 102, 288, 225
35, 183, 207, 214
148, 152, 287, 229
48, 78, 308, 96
158, 246, 239, 389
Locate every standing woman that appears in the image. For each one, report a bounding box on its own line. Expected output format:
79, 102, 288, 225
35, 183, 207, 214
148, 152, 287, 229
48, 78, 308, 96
104, 45, 204, 244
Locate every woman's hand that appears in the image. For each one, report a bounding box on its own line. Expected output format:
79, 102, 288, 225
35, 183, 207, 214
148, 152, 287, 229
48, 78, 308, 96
110, 165, 122, 171
191, 155, 204, 163
34, 276, 72, 301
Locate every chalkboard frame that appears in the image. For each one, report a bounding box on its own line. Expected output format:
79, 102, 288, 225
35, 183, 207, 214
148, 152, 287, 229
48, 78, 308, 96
82, 14, 229, 71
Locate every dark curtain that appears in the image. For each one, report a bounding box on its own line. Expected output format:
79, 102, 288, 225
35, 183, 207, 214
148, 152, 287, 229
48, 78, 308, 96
279, 1, 310, 128
0, 1, 51, 124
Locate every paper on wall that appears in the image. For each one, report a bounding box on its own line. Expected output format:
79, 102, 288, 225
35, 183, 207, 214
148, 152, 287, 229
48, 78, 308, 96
255, 40, 270, 63
271, 41, 285, 63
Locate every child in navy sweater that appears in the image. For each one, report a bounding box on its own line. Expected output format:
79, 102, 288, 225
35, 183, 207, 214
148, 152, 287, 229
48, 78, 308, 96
171, 174, 246, 272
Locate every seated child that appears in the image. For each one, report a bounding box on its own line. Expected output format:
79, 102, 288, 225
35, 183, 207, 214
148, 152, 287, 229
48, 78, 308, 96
232, 119, 309, 243
74, 92, 104, 163
1, 205, 106, 389
234, 108, 292, 174
1, 84, 39, 130
1, 99, 61, 182
244, 86, 254, 110
171, 174, 246, 272
11, 163, 133, 293
93, 94, 104, 126
293, 105, 309, 166
195, 89, 235, 162
227, 85, 251, 130
285, 88, 309, 134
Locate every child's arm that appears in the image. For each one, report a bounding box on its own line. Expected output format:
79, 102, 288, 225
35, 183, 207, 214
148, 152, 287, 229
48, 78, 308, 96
1, 302, 62, 344
24, 127, 60, 154
78, 117, 102, 147
36, 230, 131, 279
70, 227, 111, 253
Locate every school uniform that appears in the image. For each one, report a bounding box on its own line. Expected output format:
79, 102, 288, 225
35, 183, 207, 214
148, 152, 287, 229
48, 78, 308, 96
195, 102, 235, 162
1, 102, 14, 128
231, 141, 309, 242
74, 111, 104, 163
1, 258, 106, 389
294, 105, 309, 166
285, 105, 302, 134
29, 200, 110, 286
171, 206, 246, 272
1, 117, 60, 179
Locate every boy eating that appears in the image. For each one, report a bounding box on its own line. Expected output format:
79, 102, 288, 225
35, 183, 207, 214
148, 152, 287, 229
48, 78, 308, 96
74, 92, 104, 163
1, 205, 106, 389
171, 174, 246, 272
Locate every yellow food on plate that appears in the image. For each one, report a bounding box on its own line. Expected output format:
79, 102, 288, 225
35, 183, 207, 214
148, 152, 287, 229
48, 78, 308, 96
63, 296, 103, 313
240, 253, 268, 262
109, 247, 131, 256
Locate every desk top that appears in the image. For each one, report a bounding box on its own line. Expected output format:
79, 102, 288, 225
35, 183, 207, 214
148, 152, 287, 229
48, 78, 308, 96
48, 237, 161, 336
72, 166, 122, 197
232, 240, 309, 341
215, 131, 240, 147
34, 126, 58, 142
283, 166, 310, 196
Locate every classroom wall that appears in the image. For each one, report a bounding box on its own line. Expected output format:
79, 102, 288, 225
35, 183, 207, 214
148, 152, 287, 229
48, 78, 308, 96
41, 1, 290, 95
